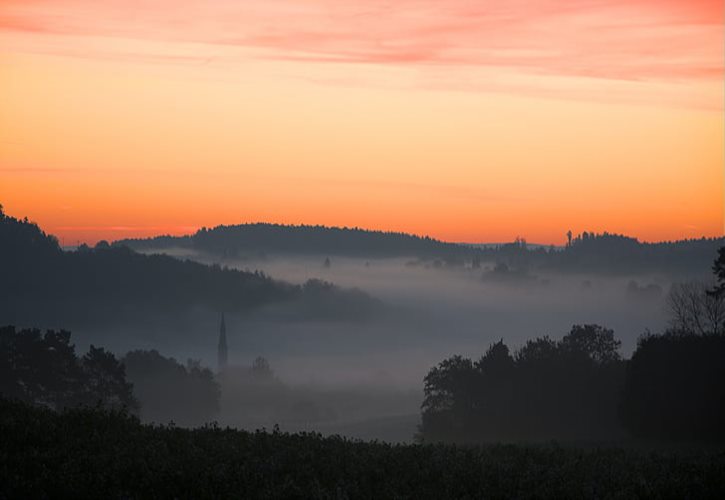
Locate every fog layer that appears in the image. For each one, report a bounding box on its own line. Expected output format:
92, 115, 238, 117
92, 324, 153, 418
81, 249, 674, 441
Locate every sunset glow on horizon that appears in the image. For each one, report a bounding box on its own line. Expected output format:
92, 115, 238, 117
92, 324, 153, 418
1, 0, 723, 245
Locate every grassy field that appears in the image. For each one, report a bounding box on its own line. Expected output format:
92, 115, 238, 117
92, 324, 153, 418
2, 398, 724, 499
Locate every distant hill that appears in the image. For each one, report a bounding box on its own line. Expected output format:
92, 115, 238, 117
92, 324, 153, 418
481, 233, 723, 277
545, 232, 723, 276
115, 223, 470, 259
0, 208, 380, 328
115, 223, 723, 276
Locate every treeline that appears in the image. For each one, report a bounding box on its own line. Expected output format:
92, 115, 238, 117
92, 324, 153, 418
0, 207, 380, 326
0, 326, 136, 411
1, 324, 321, 428
420, 325, 625, 442
0, 326, 415, 435
420, 259, 725, 443
116, 221, 722, 276
420, 326, 725, 443
477, 233, 722, 277
0, 326, 220, 427
4, 398, 725, 499
124, 349, 220, 426
116, 222, 465, 259
622, 333, 725, 440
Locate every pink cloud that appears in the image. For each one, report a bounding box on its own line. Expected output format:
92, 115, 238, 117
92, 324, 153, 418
0, 0, 721, 84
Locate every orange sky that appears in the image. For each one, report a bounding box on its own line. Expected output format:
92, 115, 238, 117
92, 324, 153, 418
1, 0, 723, 245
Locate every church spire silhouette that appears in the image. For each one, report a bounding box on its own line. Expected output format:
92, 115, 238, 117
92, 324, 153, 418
218, 312, 228, 373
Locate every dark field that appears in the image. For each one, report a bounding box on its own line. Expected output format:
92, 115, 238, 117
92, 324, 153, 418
2, 398, 724, 499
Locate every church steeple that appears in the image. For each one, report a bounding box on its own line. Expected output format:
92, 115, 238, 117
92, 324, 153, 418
218, 312, 228, 373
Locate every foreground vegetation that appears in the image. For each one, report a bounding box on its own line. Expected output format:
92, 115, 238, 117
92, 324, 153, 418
2, 398, 724, 499
420, 325, 725, 444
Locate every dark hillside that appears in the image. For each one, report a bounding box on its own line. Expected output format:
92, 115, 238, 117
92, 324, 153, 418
116, 222, 468, 259
115, 223, 723, 276
0, 208, 380, 327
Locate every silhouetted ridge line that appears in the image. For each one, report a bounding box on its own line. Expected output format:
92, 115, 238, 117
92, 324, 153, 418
115, 222, 468, 258
114, 221, 724, 275
0, 208, 381, 327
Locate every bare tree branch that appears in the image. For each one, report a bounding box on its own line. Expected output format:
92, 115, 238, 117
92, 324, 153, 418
667, 281, 725, 336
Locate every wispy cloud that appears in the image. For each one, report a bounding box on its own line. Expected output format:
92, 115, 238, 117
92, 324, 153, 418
1, 0, 721, 83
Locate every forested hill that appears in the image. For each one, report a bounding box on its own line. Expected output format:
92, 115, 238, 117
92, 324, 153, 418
115, 223, 467, 258
115, 223, 722, 276
496, 233, 723, 276
0, 208, 380, 327
544, 232, 723, 275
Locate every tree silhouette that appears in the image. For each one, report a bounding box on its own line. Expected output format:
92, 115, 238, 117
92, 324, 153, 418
559, 324, 621, 364
123, 349, 219, 426
78, 346, 137, 410
667, 281, 724, 336
419, 325, 625, 443
710, 246, 725, 297
250, 356, 274, 380
420, 355, 478, 442
622, 250, 725, 441
621, 332, 725, 441
0, 326, 136, 411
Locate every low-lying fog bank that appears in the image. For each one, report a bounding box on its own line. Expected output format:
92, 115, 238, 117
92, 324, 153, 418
104, 250, 671, 379
63, 250, 684, 441
165, 250, 669, 359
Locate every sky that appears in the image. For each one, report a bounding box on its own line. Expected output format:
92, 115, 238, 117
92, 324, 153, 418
0, 0, 723, 245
